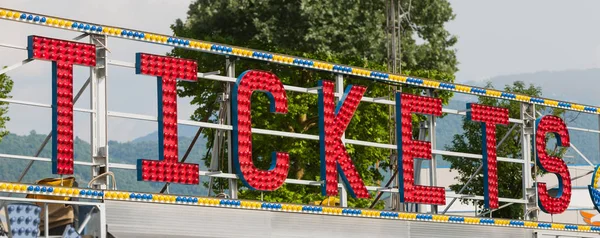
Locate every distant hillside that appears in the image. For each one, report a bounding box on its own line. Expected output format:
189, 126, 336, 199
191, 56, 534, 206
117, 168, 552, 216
132, 124, 203, 143
466, 68, 600, 106
464, 69, 600, 166
0, 131, 209, 196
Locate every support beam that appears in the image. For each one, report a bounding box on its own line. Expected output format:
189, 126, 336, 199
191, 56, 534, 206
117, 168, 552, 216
90, 34, 109, 189
226, 57, 237, 199
441, 120, 519, 214
441, 165, 483, 214
0, 58, 33, 75
335, 74, 348, 207
427, 89, 438, 214
570, 143, 595, 167
521, 103, 536, 220
477, 202, 513, 217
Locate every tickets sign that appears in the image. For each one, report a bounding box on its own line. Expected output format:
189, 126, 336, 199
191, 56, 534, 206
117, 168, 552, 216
27, 35, 573, 214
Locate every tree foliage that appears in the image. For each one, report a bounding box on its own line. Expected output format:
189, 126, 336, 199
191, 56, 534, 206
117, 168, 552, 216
171, 0, 457, 207
444, 81, 563, 218
0, 73, 13, 142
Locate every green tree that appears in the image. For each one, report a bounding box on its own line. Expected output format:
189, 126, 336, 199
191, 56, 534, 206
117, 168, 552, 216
444, 81, 563, 218
171, 0, 457, 207
0, 73, 13, 142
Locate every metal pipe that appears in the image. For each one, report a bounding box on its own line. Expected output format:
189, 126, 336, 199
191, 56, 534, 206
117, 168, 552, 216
478, 202, 513, 217
0, 58, 33, 75
369, 170, 398, 209
44, 203, 49, 238
226, 57, 237, 199
77, 207, 97, 234
441, 164, 483, 214
335, 74, 348, 207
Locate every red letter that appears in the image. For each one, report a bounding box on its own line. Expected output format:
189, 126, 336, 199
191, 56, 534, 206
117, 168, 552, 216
396, 93, 445, 205
535, 115, 571, 214
136, 53, 199, 184
232, 70, 290, 191
318, 80, 369, 198
28, 36, 96, 175
466, 103, 509, 209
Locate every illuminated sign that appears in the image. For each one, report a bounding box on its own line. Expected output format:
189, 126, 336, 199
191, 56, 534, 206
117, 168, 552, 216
318, 81, 369, 198
27, 35, 96, 175
466, 103, 509, 209
135, 53, 200, 185
232, 70, 290, 191
22, 35, 577, 214
396, 93, 445, 205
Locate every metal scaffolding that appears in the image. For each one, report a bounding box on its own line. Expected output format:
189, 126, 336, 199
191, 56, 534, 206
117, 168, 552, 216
0, 8, 598, 238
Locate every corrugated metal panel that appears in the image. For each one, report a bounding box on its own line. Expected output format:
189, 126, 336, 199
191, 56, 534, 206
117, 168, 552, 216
104, 201, 589, 238
408, 221, 530, 238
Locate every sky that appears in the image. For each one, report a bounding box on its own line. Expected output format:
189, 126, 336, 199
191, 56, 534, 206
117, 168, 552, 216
0, 0, 194, 141
1, 0, 600, 141
447, 0, 600, 82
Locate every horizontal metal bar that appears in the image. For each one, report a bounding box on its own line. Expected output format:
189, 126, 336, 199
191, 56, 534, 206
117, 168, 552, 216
568, 126, 600, 134
252, 128, 317, 140
0, 42, 27, 50
75, 108, 94, 113
108, 110, 526, 163
441, 108, 523, 124
0, 195, 102, 206
197, 70, 221, 77
108, 110, 233, 131
108, 162, 135, 170
432, 149, 525, 164
0, 58, 33, 75
0, 98, 94, 113
345, 139, 396, 149
177, 119, 232, 131
107, 59, 134, 68
107, 110, 155, 121
446, 193, 528, 204
0, 98, 52, 108
0, 153, 95, 166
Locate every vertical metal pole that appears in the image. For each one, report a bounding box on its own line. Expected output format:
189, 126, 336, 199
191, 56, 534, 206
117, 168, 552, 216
226, 57, 238, 199
414, 121, 427, 213
335, 74, 348, 207
389, 0, 397, 73
427, 89, 438, 214
98, 204, 106, 238
521, 103, 536, 220
207, 105, 222, 196
90, 35, 109, 189
44, 203, 49, 238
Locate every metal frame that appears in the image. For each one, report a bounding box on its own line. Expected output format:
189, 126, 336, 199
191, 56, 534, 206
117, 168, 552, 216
90, 34, 109, 190
0, 19, 597, 235
0, 35, 108, 237
0, 45, 536, 205
0, 195, 105, 238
